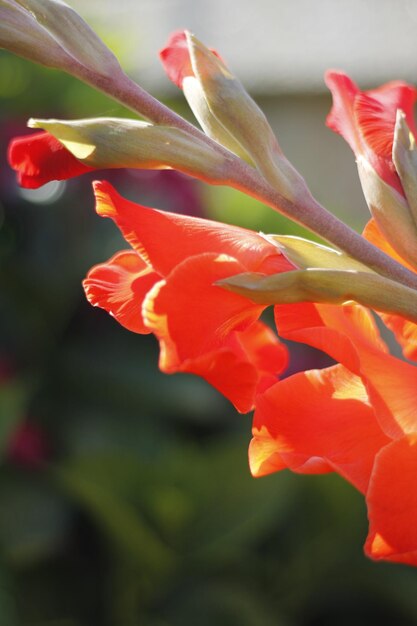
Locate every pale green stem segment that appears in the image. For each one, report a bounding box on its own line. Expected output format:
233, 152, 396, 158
217, 269, 417, 323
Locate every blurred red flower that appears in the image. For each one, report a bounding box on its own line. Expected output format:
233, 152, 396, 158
7, 422, 48, 469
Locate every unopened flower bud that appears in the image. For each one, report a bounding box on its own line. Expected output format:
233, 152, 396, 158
160, 31, 252, 163
218, 268, 417, 323
0, 0, 121, 78
162, 31, 310, 202
357, 156, 417, 270
0, 0, 71, 69
265, 234, 374, 273
186, 32, 309, 201
28, 117, 228, 183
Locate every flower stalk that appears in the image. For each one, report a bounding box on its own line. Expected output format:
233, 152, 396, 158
63, 64, 417, 291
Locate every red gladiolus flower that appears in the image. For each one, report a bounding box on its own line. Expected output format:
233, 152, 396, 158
325, 70, 417, 195
249, 297, 417, 565
8, 12, 417, 566
83, 180, 291, 413
244, 67, 417, 550
326, 71, 417, 361
245, 72, 417, 566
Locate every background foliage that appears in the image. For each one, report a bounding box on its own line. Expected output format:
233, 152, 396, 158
1, 54, 417, 626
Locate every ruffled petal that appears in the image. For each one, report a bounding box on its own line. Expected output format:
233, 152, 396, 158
275, 302, 387, 374
325, 71, 361, 154
363, 219, 417, 361
365, 435, 417, 566
159, 31, 193, 89
325, 71, 417, 193
251, 364, 389, 493
93, 180, 292, 277
143, 253, 286, 412
83, 250, 160, 334
8, 131, 93, 188
236, 320, 288, 393
354, 81, 417, 160
144, 252, 265, 366
362, 218, 413, 268
175, 325, 286, 414
275, 302, 417, 438
378, 315, 417, 363
366, 80, 417, 146
159, 30, 223, 89
176, 345, 259, 413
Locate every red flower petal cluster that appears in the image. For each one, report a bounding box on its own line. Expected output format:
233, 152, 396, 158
325, 71, 417, 195
83, 181, 291, 413
250, 73, 417, 566
327, 72, 417, 363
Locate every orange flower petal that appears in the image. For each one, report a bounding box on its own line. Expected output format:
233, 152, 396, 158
166, 323, 287, 414
144, 252, 266, 366
275, 302, 387, 375
365, 435, 417, 566
363, 219, 417, 361
249, 432, 288, 478
143, 253, 287, 412
363, 218, 415, 270
93, 180, 291, 277
83, 250, 160, 334
251, 364, 389, 492
325, 71, 417, 194
275, 302, 417, 438
236, 321, 288, 393
355, 82, 417, 160
174, 345, 258, 414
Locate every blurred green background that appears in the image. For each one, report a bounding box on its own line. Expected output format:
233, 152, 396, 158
2, 13, 417, 625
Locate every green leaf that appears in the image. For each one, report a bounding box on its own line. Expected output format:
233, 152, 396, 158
52, 456, 175, 576
0, 474, 71, 564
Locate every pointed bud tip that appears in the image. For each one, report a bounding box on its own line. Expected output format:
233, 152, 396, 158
27, 118, 41, 129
